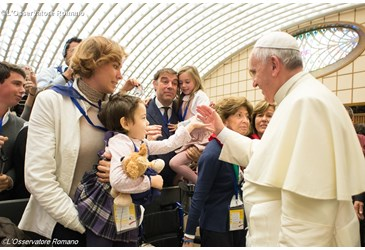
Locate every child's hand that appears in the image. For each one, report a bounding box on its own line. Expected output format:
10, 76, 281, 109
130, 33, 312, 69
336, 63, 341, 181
150, 175, 163, 190
186, 120, 213, 134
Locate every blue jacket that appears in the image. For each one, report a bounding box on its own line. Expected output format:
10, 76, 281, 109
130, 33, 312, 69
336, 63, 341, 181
185, 139, 237, 234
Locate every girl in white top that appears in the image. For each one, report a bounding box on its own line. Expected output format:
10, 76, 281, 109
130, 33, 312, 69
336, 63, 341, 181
76, 94, 208, 246
170, 66, 210, 184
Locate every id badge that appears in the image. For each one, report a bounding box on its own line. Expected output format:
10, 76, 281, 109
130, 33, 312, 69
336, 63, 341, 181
113, 203, 139, 233
229, 205, 244, 231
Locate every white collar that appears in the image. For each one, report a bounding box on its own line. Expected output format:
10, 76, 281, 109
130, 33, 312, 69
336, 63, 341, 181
155, 97, 172, 109
274, 71, 307, 105
0, 109, 11, 126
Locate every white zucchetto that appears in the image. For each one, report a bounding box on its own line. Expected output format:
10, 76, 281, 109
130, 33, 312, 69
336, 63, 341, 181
254, 31, 300, 51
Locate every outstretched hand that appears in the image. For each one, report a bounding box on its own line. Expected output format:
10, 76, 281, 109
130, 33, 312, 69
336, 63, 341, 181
146, 125, 162, 140
120, 78, 141, 94
196, 105, 225, 135
186, 119, 213, 135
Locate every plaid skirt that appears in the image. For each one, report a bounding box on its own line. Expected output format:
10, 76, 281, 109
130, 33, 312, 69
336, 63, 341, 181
74, 166, 140, 242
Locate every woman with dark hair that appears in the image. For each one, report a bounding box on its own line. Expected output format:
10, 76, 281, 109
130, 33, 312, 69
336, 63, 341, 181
250, 100, 275, 139
183, 96, 252, 247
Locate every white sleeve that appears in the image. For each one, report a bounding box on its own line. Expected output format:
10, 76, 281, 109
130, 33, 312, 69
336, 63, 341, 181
109, 135, 151, 193
146, 126, 191, 155
37, 67, 67, 88
24, 91, 84, 233
217, 127, 257, 167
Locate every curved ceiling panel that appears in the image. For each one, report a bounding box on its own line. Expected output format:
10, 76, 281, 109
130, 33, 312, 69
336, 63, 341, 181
0, 2, 363, 98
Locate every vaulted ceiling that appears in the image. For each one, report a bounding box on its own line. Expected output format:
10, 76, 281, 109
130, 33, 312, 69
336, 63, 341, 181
0, 2, 363, 97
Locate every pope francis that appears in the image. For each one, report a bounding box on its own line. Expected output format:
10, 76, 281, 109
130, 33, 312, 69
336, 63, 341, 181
196, 31, 365, 246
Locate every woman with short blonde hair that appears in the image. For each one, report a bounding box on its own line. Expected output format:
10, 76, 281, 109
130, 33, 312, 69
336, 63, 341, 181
18, 36, 136, 247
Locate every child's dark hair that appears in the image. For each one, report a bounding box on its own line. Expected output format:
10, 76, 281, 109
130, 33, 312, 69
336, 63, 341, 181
98, 94, 143, 133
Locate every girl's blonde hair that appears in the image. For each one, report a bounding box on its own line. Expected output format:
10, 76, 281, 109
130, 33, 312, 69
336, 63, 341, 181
177, 65, 203, 116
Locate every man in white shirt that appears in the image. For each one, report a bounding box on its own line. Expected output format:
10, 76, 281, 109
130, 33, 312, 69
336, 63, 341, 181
196, 31, 365, 246
37, 37, 82, 89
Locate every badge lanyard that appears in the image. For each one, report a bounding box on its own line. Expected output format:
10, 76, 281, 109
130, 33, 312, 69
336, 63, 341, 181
0, 117, 7, 175
232, 164, 239, 199
70, 96, 107, 132
0, 117, 3, 135
130, 140, 139, 153
51, 84, 107, 132
178, 100, 190, 121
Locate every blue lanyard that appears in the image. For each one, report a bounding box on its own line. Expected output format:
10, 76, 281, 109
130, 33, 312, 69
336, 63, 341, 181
131, 141, 139, 153
0, 117, 3, 135
0, 117, 7, 174
70, 96, 107, 132
68, 86, 100, 109
178, 100, 190, 121
51, 84, 107, 132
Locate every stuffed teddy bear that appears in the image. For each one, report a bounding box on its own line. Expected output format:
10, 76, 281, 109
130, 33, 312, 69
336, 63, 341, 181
110, 143, 164, 207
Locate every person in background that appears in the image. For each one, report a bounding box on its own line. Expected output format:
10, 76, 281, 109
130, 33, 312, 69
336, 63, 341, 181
196, 31, 365, 246
169, 66, 210, 184
37, 37, 82, 89
10, 65, 37, 120
183, 96, 252, 247
346, 105, 365, 247
0, 62, 26, 201
346, 106, 365, 156
355, 123, 365, 136
18, 36, 135, 246
11, 125, 30, 199
146, 68, 180, 186
250, 100, 275, 139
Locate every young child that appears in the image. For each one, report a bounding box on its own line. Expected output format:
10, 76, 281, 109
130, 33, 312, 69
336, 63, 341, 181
169, 66, 211, 184
74, 94, 207, 247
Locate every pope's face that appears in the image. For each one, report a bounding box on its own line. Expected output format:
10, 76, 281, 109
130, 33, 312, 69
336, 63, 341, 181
249, 55, 276, 104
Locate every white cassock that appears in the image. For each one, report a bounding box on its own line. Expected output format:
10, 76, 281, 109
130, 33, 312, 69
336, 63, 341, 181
217, 71, 365, 246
